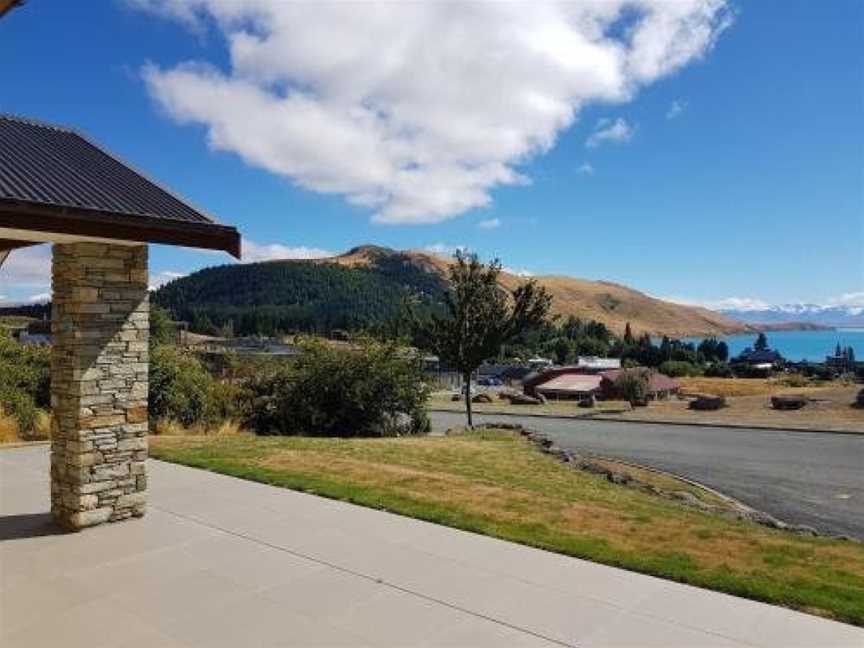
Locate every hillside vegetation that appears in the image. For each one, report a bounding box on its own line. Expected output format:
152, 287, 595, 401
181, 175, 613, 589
153, 245, 746, 337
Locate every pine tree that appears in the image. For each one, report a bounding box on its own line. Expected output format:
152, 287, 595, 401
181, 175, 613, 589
754, 332, 769, 352
623, 322, 635, 346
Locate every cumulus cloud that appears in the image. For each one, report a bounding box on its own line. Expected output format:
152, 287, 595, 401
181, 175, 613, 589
134, 0, 731, 224
576, 162, 595, 175
662, 295, 772, 311
503, 266, 535, 278
423, 243, 470, 257
477, 218, 502, 230
0, 244, 51, 291
586, 117, 634, 148
825, 292, 864, 309
149, 270, 187, 291
666, 99, 687, 119
241, 239, 334, 263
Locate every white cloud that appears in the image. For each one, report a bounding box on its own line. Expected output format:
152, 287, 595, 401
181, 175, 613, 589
477, 218, 502, 230
241, 239, 334, 263
576, 162, 595, 175
423, 243, 470, 257
27, 293, 51, 303
662, 295, 772, 311
825, 292, 864, 309
0, 244, 51, 290
149, 270, 187, 291
586, 117, 634, 148
666, 99, 687, 119
135, 0, 731, 224
503, 266, 535, 278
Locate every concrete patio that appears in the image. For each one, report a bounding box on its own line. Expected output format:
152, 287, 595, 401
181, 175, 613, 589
2, 446, 862, 648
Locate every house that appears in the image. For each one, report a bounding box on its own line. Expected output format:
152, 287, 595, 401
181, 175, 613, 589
732, 347, 784, 369
534, 373, 603, 400
598, 369, 680, 401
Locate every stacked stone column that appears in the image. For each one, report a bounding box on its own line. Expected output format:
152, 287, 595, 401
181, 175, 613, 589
50, 243, 149, 530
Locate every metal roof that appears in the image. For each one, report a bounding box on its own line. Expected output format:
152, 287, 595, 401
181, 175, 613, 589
535, 374, 602, 394
0, 115, 241, 257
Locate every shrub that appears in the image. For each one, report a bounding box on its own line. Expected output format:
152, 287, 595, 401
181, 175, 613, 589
149, 345, 240, 427
244, 338, 429, 437
0, 330, 50, 433
658, 360, 703, 378
614, 369, 651, 406
704, 362, 733, 378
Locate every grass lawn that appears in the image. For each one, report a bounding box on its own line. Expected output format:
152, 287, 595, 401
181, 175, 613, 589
150, 428, 864, 626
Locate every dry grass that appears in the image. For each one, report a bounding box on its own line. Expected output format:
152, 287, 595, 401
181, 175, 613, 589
599, 385, 863, 433
153, 418, 247, 437
0, 409, 20, 444
677, 377, 831, 398
0, 407, 51, 443
150, 429, 864, 625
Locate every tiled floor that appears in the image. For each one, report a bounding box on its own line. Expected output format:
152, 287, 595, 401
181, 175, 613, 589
1, 446, 862, 647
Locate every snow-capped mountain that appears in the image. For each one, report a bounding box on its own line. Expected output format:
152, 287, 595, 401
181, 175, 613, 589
719, 304, 864, 328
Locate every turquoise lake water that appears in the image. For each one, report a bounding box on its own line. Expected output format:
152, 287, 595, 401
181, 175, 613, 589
683, 329, 864, 363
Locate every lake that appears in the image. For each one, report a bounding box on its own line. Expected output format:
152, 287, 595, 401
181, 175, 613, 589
684, 329, 864, 363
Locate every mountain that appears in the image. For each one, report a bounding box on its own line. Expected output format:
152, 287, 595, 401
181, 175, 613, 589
720, 305, 863, 329
153, 245, 749, 337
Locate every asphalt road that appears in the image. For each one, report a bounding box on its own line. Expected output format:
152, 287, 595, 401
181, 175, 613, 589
429, 411, 864, 538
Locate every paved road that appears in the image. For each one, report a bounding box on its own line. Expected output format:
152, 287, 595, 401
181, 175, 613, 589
430, 412, 864, 538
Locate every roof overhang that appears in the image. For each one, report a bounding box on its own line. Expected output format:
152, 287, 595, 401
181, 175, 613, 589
0, 200, 241, 258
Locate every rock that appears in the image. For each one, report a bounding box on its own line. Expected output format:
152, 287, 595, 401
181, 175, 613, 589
505, 393, 542, 405
471, 392, 493, 403
855, 389, 864, 408
689, 395, 726, 411
771, 394, 808, 410
607, 471, 632, 485
450, 393, 462, 402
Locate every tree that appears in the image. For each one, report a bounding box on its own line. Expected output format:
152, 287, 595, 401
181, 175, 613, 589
754, 332, 769, 352
614, 369, 651, 406
623, 322, 635, 346
716, 341, 729, 362
412, 251, 551, 426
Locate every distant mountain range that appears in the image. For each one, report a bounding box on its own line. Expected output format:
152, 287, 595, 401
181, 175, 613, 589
719, 304, 864, 329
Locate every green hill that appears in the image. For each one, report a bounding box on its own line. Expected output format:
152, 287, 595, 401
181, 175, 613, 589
152, 246, 447, 336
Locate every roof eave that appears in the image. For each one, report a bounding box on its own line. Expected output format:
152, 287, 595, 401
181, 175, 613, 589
0, 202, 241, 259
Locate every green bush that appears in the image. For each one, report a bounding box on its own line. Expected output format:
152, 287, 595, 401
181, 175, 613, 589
658, 360, 703, 378
245, 338, 429, 437
614, 369, 652, 406
0, 330, 50, 432
149, 345, 240, 427
704, 362, 733, 378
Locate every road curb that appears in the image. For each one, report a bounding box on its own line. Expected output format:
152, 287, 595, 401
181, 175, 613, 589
428, 408, 863, 436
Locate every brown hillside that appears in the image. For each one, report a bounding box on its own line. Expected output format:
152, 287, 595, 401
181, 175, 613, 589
325, 245, 748, 337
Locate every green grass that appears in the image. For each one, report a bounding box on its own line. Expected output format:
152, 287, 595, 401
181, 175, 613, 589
150, 429, 864, 626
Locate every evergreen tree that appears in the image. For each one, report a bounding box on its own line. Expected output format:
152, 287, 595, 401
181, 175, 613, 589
754, 332, 769, 352
623, 322, 635, 346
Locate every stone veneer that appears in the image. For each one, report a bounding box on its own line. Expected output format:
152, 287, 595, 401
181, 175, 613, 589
50, 242, 149, 530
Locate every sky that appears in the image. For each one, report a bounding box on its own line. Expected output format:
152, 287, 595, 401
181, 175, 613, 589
0, 0, 861, 311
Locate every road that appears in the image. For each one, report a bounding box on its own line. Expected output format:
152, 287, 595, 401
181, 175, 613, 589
429, 412, 864, 538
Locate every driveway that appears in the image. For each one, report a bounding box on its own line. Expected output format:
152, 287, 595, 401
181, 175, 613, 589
430, 412, 864, 538
2, 446, 862, 647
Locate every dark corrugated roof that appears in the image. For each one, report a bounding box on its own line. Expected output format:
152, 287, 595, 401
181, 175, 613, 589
0, 115, 241, 257
0, 115, 212, 224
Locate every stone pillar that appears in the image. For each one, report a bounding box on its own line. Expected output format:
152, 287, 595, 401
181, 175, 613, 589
50, 243, 149, 530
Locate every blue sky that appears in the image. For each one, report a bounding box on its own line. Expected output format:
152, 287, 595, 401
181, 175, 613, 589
0, 0, 861, 310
